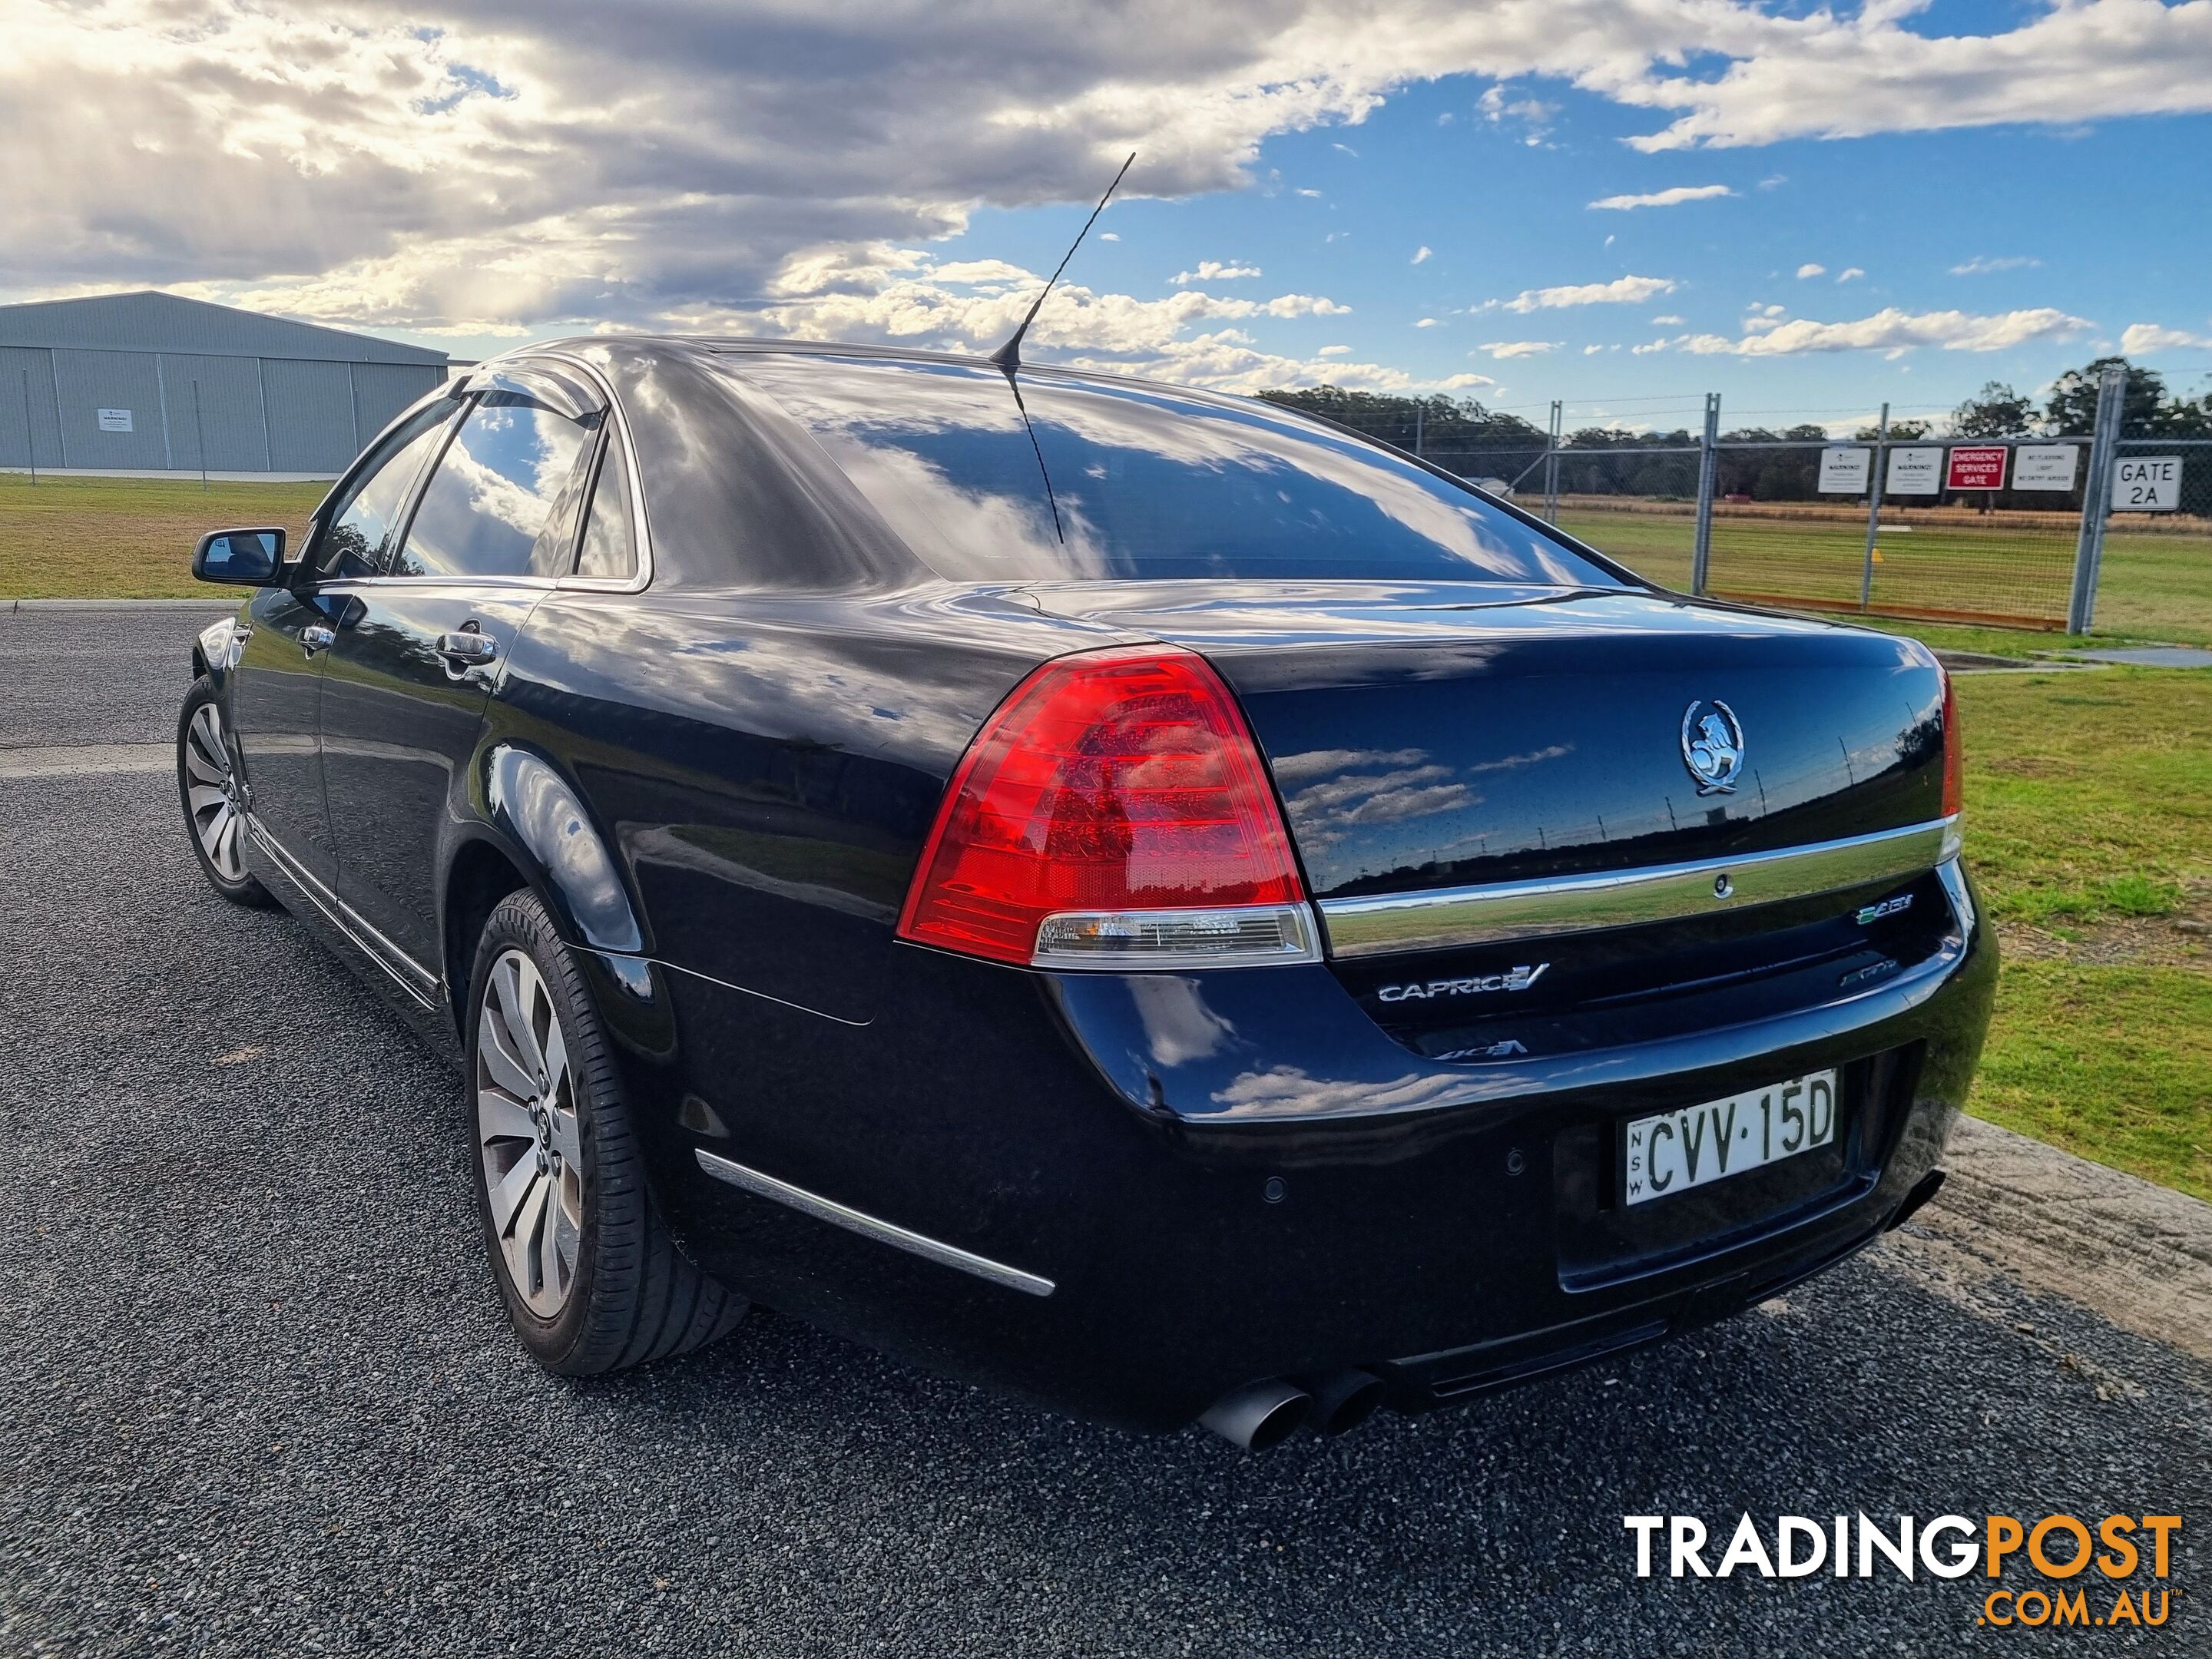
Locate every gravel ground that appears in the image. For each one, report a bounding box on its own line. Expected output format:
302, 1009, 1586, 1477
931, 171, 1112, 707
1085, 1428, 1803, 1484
0, 607, 2204, 1656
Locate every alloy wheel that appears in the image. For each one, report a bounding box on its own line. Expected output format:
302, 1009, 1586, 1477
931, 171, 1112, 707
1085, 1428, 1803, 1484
477, 948, 584, 1317
182, 702, 247, 882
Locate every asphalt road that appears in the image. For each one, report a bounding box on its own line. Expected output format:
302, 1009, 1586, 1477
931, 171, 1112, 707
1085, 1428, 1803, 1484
1, 602, 2204, 1657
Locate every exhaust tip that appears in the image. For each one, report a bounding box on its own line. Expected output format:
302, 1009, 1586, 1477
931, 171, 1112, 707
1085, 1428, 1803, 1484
1886, 1168, 1946, 1232
1199, 1379, 1312, 1452
1299, 1369, 1386, 1436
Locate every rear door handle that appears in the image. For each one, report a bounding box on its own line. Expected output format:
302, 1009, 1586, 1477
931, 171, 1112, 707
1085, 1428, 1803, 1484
300, 624, 336, 657
435, 629, 501, 673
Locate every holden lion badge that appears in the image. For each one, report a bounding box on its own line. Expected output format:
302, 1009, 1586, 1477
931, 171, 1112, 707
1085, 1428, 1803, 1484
1681, 700, 1744, 795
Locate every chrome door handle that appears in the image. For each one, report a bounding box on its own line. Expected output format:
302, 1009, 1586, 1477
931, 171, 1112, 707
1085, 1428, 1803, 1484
300, 624, 336, 656
435, 630, 501, 671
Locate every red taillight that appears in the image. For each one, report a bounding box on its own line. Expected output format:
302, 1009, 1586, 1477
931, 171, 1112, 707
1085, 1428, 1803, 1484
1940, 669, 1963, 820
897, 645, 1310, 967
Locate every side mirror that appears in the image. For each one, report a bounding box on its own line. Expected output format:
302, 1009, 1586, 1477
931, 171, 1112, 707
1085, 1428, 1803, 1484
192, 528, 286, 586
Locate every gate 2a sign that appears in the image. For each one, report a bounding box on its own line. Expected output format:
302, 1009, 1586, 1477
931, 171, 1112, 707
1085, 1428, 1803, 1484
1946, 446, 2008, 491
2111, 455, 2183, 512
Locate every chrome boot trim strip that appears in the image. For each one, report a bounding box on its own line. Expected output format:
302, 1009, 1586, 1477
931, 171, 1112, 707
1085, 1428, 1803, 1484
1319, 817, 1957, 957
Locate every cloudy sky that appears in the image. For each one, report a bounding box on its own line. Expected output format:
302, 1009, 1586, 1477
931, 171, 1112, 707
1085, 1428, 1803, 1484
6, 0, 2211, 432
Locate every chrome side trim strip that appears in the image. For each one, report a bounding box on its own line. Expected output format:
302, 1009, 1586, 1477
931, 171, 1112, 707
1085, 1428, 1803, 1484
1318, 816, 1957, 957
246, 816, 442, 1007
694, 1150, 1055, 1298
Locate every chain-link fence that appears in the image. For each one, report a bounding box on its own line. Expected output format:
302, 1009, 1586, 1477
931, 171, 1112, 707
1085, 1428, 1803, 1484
1703, 434, 2090, 629
1291, 366, 2201, 634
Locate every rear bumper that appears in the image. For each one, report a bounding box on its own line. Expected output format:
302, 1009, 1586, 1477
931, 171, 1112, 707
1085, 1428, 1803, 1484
591, 866, 1996, 1432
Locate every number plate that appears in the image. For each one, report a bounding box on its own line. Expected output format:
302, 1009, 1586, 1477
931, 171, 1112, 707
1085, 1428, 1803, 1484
1622, 1070, 1837, 1207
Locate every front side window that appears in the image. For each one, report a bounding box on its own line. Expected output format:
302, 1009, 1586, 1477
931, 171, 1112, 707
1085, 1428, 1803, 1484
392, 392, 598, 581
314, 404, 453, 581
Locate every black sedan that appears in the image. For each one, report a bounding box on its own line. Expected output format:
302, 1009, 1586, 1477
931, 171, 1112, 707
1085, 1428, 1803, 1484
178, 339, 1995, 1449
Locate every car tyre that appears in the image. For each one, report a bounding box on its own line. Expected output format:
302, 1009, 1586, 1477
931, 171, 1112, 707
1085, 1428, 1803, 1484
177, 675, 277, 908
468, 889, 747, 1374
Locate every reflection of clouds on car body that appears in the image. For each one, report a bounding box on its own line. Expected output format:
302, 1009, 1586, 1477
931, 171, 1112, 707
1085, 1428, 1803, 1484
1276, 746, 1478, 849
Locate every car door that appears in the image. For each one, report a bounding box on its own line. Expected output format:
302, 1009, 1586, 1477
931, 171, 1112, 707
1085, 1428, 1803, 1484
227, 398, 456, 888
316, 366, 606, 975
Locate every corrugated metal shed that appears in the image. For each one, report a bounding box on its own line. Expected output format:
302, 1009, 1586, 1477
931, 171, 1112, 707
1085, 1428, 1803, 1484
0, 290, 449, 477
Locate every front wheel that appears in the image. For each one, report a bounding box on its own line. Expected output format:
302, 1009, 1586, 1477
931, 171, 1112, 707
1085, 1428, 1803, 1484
177, 676, 276, 908
467, 889, 747, 1374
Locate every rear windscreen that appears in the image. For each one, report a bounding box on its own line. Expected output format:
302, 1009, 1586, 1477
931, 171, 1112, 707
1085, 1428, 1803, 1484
725, 355, 1626, 588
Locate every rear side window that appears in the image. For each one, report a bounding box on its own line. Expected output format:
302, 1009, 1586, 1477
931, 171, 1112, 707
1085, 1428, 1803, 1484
392, 392, 598, 581
314, 404, 452, 581
730, 356, 1624, 588
573, 433, 637, 581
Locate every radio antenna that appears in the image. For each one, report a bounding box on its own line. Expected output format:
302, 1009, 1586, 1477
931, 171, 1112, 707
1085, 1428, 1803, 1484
988, 151, 1134, 373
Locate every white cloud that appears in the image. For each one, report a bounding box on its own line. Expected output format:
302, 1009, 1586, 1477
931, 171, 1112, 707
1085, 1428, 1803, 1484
2120, 323, 2212, 354
1099, 232, 1121, 242
4, 0, 2203, 352
1171, 260, 1262, 284
1412, 245, 1433, 264
1582, 343, 1604, 355
1796, 263, 1826, 279
1650, 313, 1684, 325
1677, 306, 2093, 357
1497, 275, 1677, 313
1479, 85, 1558, 142
1318, 343, 1353, 356
1836, 267, 1866, 283
1414, 316, 1439, 328
1588, 184, 1735, 210
1950, 255, 2041, 275
1477, 340, 1559, 359
1631, 339, 1671, 354
1614, 0, 2212, 151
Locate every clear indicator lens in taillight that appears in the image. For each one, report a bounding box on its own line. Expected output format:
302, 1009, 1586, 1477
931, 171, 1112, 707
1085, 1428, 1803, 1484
896, 646, 1315, 968
1941, 669, 1963, 821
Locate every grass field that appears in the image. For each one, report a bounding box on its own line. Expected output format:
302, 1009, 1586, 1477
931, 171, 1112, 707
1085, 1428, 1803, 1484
1949, 668, 2210, 1200
0, 472, 329, 598
1558, 502, 2212, 647
4, 471, 2207, 1197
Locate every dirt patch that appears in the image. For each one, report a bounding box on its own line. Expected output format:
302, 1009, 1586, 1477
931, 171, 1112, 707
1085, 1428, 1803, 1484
1998, 914, 2212, 969
1876, 1114, 2212, 1366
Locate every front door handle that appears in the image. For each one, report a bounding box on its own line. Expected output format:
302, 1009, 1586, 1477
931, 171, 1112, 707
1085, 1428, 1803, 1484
300, 624, 336, 657
435, 628, 501, 674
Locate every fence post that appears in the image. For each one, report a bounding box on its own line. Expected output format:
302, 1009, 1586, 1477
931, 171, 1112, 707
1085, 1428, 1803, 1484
1690, 392, 1720, 594
1858, 402, 1889, 611
2066, 363, 2127, 636
192, 379, 208, 493
1543, 400, 1562, 523
20, 369, 35, 485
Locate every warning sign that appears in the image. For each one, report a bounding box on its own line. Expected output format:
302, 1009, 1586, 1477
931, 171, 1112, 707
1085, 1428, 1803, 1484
1886, 446, 1943, 496
1817, 447, 1871, 494
1945, 446, 2008, 491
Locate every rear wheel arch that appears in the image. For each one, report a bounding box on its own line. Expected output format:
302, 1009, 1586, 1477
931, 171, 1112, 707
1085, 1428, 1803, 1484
443, 838, 532, 1032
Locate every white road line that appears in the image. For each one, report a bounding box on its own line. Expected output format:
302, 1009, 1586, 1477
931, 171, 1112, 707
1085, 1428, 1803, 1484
0, 743, 172, 779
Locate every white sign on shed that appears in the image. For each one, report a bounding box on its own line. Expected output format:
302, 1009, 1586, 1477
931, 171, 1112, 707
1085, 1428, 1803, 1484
1885, 445, 1944, 495
96, 408, 134, 433
1817, 447, 1871, 494
2111, 455, 2183, 512
2012, 445, 2079, 492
